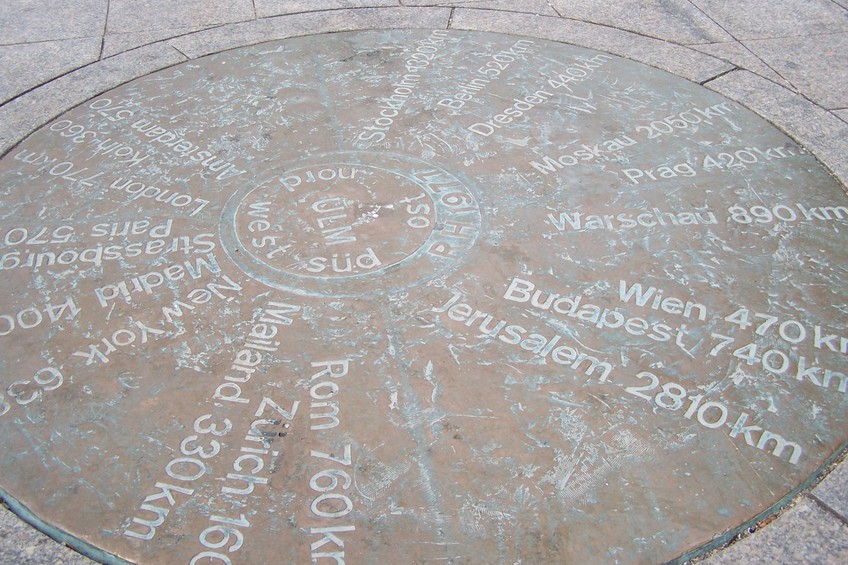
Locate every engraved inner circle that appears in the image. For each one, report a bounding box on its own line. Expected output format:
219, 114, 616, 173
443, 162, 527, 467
233, 163, 436, 278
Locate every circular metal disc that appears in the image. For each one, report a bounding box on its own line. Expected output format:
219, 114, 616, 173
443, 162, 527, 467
0, 29, 847, 564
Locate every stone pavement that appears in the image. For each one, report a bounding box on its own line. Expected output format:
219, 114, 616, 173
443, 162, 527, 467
1, 1, 847, 563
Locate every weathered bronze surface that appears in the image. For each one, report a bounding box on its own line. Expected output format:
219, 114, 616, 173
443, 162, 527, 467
0, 30, 846, 564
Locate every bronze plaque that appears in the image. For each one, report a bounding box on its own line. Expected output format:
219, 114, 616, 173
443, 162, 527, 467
0, 30, 846, 564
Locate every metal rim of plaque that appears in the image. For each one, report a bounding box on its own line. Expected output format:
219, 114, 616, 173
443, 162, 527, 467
0, 29, 846, 564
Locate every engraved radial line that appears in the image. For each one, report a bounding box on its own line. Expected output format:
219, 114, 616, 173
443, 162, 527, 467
420, 29, 474, 141
309, 48, 346, 151
381, 301, 449, 544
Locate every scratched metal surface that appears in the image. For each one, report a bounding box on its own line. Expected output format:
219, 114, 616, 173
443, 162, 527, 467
0, 29, 846, 564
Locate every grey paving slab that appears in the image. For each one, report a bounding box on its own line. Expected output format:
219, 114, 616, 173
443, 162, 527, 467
835, 109, 848, 123
0, 42, 186, 155
168, 7, 452, 59
450, 8, 733, 83
0, 0, 106, 44
403, 0, 559, 17
692, 0, 848, 40
106, 0, 254, 34
812, 458, 848, 521
102, 26, 213, 58
743, 32, 848, 110
702, 498, 848, 564
548, 0, 733, 44
0, 504, 92, 565
690, 41, 794, 89
704, 69, 848, 188
0, 37, 101, 103
256, 0, 401, 18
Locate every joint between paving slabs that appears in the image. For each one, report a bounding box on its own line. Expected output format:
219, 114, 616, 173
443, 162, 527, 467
545, 0, 565, 18
98, 0, 111, 60
168, 42, 191, 61
808, 493, 848, 528
699, 66, 738, 86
